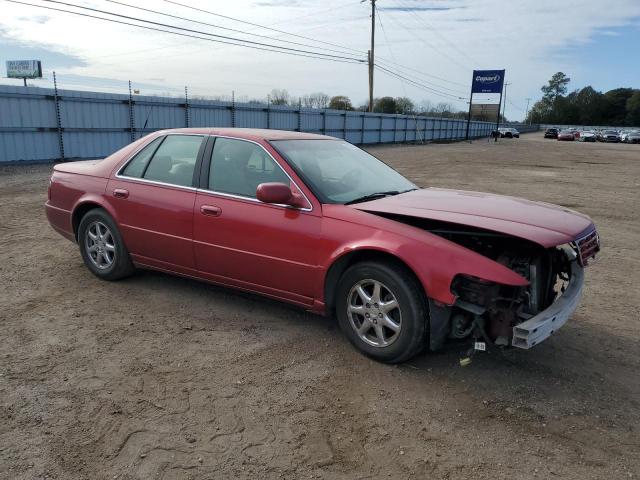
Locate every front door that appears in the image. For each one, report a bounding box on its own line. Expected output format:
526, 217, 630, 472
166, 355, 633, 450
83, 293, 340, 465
193, 137, 321, 304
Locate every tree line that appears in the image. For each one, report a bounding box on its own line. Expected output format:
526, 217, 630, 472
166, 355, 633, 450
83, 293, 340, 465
527, 72, 640, 126
266, 89, 480, 119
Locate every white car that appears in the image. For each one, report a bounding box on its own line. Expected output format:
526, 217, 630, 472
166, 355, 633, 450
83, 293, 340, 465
622, 130, 640, 144
498, 127, 520, 138
578, 131, 597, 142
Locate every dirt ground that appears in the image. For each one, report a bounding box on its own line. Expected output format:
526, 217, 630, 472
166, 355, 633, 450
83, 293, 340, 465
1, 133, 639, 480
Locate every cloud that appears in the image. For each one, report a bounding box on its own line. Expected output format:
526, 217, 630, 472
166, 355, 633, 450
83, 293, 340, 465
17, 15, 49, 24
378, 6, 464, 12
0, 0, 639, 121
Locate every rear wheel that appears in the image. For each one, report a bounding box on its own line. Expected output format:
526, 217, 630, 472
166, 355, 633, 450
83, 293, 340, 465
336, 261, 427, 363
78, 208, 134, 280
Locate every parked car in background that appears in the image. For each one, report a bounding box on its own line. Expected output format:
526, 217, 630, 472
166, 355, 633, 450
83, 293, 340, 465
544, 128, 559, 139
578, 131, 597, 142
557, 130, 576, 141
621, 130, 640, 143
498, 127, 520, 138
599, 130, 620, 143
45, 128, 599, 363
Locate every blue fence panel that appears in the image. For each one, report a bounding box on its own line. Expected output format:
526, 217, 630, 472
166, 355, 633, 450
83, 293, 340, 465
0, 84, 536, 162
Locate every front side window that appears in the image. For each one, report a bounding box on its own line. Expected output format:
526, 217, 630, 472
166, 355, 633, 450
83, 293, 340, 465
209, 137, 290, 198
271, 139, 416, 204
142, 135, 203, 187
121, 136, 163, 178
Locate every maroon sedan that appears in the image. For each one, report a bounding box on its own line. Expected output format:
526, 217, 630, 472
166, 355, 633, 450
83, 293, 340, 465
557, 130, 577, 141
46, 129, 599, 363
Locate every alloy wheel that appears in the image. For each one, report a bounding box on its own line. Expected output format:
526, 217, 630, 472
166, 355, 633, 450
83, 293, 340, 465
346, 279, 402, 347
85, 221, 116, 270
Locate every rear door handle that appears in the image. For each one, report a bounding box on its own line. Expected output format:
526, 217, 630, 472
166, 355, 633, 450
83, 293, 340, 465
113, 188, 129, 199
200, 205, 222, 217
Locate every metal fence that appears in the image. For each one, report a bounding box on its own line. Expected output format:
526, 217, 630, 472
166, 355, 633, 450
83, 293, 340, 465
0, 84, 537, 163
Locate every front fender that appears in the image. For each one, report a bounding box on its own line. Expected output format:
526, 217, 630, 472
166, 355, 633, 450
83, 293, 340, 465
320, 212, 527, 306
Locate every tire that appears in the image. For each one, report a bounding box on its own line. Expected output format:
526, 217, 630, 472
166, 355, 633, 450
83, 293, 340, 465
78, 208, 135, 281
335, 261, 427, 363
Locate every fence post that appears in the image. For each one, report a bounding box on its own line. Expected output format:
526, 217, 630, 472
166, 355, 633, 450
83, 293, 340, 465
321, 110, 326, 135
404, 117, 407, 142
128, 80, 135, 142
393, 116, 397, 143
298, 98, 302, 132
52, 71, 65, 162
343, 111, 347, 140
184, 86, 190, 128
361, 113, 365, 144
231, 90, 236, 127
266, 96, 271, 129
378, 115, 382, 143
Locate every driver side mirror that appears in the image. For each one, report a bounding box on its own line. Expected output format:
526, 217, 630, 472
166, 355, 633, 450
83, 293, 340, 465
256, 182, 307, 209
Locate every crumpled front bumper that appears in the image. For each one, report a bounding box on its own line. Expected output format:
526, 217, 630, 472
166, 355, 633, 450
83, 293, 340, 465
512, 259, 584, 349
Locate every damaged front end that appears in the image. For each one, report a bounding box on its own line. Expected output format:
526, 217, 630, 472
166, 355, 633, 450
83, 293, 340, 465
436, 224, 599, 354
449, 244, 581, 350
378, 215, 600, 354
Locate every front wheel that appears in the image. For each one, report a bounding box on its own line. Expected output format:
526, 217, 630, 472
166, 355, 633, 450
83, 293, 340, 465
336, 261, 428, 363
78, 208, 134, 281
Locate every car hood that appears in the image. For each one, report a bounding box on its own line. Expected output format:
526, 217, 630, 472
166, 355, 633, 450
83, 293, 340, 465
349, 188, 594, 247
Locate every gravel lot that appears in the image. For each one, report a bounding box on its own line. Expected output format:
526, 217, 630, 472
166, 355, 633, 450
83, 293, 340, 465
1, 133, 639, 479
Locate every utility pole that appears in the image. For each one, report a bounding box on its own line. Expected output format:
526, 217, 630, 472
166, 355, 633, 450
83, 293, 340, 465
525, 97, 531, 124
368, 0, 376, 112
501, 82, 511, 126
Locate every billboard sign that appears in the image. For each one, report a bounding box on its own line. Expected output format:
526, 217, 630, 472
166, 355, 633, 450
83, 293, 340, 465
6, 60, 43, 79
471, 69, 505, 94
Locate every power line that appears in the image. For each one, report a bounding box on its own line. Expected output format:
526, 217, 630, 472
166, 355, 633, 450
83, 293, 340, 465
375, 64, 467, 104
103, 0, 365, 57
374, 8, 469, 97
381, 8, 470, 73
161, 0, 366, 56
378, 56, 469, 95
394, 0, 478, 67
29, 0, 365, 63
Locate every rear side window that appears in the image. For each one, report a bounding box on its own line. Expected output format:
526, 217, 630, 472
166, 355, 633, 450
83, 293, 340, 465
121, 137, 163, 178
142, 135, 204, 187
208, 137, 290, 198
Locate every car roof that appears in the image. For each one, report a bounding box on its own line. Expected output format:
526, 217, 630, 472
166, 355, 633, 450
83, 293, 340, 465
152, 127, 334, 142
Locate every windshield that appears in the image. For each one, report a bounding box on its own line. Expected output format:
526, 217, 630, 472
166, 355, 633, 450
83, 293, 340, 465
271, 139, 416, 204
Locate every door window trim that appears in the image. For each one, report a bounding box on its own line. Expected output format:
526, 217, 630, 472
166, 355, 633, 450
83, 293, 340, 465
115, 133, 207, 190
199, 135, 314, 212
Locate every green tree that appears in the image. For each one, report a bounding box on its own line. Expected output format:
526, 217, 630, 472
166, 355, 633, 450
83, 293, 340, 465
574, 86, 605, 125
394, 96, 415, 114
602, 88, 635, 125
328, 95, 354, 110
626, 91, 640, 126
541, 72, 571, 102
373, 96, 397, 113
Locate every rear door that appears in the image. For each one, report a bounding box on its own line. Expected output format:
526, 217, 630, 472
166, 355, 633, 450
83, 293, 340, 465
107, 134, 206, 269
193, 136, 321, 305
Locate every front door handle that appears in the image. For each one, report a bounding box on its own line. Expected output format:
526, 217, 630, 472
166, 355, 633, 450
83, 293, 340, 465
113, 188, 129, 199
200, 205, 222, 217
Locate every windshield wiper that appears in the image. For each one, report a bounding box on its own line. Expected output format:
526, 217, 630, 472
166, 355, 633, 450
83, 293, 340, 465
345, 188, 416, 205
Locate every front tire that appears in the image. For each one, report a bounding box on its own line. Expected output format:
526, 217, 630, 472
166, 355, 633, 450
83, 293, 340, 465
336, 261, 427, 363
78, 208, 134, 281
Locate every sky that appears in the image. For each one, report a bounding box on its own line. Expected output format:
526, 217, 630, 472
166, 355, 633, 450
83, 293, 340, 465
1, 0, 640, 121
